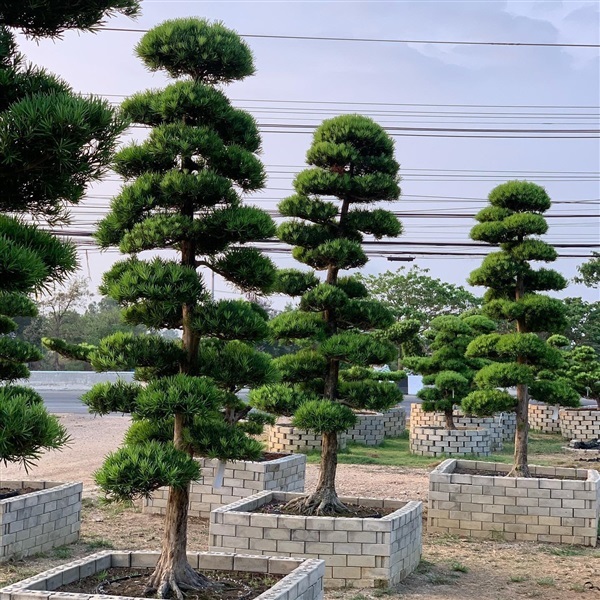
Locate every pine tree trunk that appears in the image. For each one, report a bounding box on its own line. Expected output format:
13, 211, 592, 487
444, 410, 456, 430
145, 486, 213, 598
509, 269, 530, 477
284, 431, 347, 515
511, 382, 530, 477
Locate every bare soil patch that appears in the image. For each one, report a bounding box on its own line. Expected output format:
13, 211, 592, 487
252, 499, 395, 518
57, 567, 282, 600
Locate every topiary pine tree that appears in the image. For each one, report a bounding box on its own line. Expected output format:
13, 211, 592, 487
250, 115, 410, 515
47, 19, 278, 596
464, 181, 580, 477
0, 0, 137, 472
403, 314, 496, 430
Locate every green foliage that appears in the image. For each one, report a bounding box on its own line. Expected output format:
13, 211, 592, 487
561, 298, 600, 352
269, 311, 326, 341
467, 181, 579, 473
273, 350, 327, 384
272, 269, 319, 297
0, 1, 140, 38
474, 362, 535, 388
556, 345, 600, 405
135, 18, 255, 83
193, 300, 269, 341
574, 252, 600, 288
406, 314, 493, 424
338, 380, 402, 411
0, 387, 70, 471
42, 337, 95, 363
462, 389, 517, 416
293, 400, 357, 434
197, 340, 279, 392
81, 380, 141, 415
95, 441, 200, 502
320, 333, 396, 365
249, 384, 316, 417
358, 266, 481, 329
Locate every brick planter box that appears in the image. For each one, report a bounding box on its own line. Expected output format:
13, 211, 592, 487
529, 403, 561, 434
428, 459, 600, 546
209, 491, 422, 589
346, 412, 385, 446
143, 454, 306, 520
409, 403, 515, 450
559, 408, 600, 441
0, 550, 325, 600
266, 420, 347, 454
409, 426, 491, 457
0, 481, 82, 562
382, 405, 406, 438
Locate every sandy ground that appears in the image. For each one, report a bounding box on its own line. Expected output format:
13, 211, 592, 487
1, 414, 430, 500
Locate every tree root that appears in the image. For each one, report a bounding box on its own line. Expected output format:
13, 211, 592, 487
507, 465, 531, 478
145, 561, 220, 599
283, 490, 348, 516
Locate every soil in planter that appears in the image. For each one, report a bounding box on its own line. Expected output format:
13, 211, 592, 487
453, 467, 587, 481
255, 452, 288, 462
0, 486, 36, 500
253, 499, 395, 518
57, 567, 284, 600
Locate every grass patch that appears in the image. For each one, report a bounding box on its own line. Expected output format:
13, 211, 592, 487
85, 538, 114, 550
450, 561, 469, 573
509, 575, 528, 583
52, 546, 73, 559
542, 545, 586, 557
536, 577, 556, 587
305, 430, 591, 469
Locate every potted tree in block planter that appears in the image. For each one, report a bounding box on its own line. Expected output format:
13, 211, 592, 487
404, 314, 507, 457
211, 115, 422, 589
44, 18, 319, 597
427, 181, 599, 546
0, 0, 139, 561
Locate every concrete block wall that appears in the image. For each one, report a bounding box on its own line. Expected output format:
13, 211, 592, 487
0, 481, 82, 561
428, 459, 600, 546
209, 491, 422, 589
382, 405, 406, 438
143, 454, 306, 519
529, 403, 561, 434
559, 409, 600, 441
410, 404, 515, 450
266, 421, 347, 454
346, 412, 385, 446
0, 550, 325, 600
410, 426, 491, 457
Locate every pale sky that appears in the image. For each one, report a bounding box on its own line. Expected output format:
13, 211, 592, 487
15, 0, 600, 304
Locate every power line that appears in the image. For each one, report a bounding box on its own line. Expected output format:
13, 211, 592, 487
100, 27, 600, 49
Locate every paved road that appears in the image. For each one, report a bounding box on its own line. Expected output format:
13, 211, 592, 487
39, 390, 89, 414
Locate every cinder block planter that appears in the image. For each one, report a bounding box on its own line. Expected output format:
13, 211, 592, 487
209, 491, 422, 589
346, 412, 385, 446
143, 454, 306, 520
559, 408, 600, 441
0, 550, 325, 600
266, 420, 347, 453
529, 403, 561, 434
428, 459, 600, 546
409, 403, 515, 450
409, 426, 491, 457
0, 481, 82, 562
382, 405, 406, 438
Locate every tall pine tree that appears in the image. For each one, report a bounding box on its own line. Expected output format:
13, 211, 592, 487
464, 181, 579, 476
52, 19, 278, 596
251, 115, 408, 515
